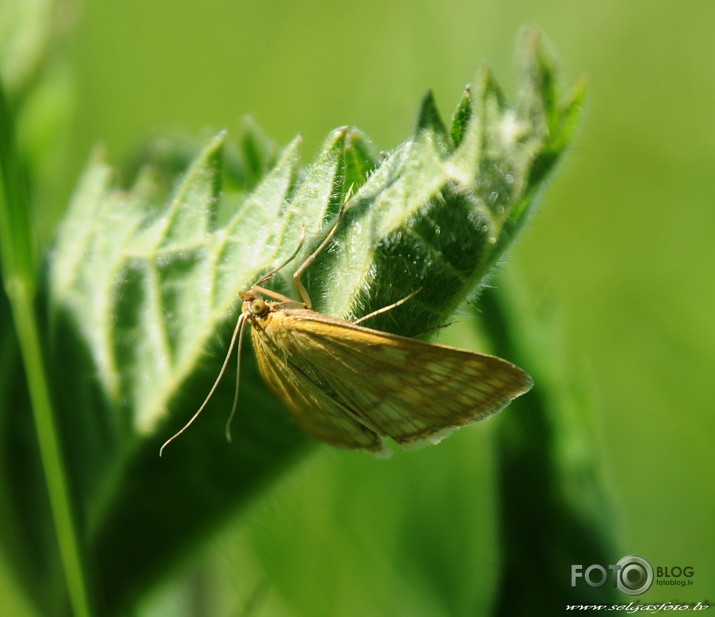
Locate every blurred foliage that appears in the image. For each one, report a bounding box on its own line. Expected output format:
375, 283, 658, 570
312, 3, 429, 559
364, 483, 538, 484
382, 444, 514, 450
2, 1, 714, 616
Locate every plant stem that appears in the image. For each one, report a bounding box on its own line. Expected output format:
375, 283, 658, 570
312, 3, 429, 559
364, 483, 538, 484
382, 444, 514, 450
0, 81, 96, 617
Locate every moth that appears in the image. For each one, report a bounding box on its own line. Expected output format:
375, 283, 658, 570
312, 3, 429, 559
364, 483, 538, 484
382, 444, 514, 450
161, 209, 532, 457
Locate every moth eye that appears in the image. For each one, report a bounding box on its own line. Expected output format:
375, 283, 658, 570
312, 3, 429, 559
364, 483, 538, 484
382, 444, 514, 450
250, 299, 266, 315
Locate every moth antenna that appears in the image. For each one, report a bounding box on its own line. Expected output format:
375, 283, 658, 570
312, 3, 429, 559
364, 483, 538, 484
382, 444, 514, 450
224, 307, 249, 443
159, 313, 247, 456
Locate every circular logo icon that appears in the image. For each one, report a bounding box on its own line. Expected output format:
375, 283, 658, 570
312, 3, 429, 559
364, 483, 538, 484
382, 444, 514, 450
616, 555, 654, 595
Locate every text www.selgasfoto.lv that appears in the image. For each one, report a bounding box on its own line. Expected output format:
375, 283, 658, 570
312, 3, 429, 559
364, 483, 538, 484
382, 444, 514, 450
565, 601, 709, 613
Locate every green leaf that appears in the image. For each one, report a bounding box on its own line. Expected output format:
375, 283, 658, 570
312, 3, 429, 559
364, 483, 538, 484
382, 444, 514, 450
39, 30, 585, 614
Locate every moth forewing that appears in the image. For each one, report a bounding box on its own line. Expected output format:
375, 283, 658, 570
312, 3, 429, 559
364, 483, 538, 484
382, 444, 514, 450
248, 306, 391, 455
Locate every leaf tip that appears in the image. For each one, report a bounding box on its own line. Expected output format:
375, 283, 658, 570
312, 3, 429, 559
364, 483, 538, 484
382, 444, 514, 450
415, 90, 448, 137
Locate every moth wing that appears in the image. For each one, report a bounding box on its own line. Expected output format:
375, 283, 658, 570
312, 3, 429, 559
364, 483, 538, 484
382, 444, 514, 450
250, 324, 390, 456
280, 311, 532, 448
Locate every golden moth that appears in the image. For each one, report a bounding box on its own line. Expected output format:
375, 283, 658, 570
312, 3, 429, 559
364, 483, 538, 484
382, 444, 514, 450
161, 210, 532, 457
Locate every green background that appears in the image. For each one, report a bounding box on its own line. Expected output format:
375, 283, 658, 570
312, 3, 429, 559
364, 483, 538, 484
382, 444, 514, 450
3, 0, 714, 614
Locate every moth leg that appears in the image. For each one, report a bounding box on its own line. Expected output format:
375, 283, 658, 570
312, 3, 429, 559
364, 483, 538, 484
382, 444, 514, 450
250, 285, 296, 304
292, 199, 348, 309
353, 288, 423, 326
252, 226, 307, 287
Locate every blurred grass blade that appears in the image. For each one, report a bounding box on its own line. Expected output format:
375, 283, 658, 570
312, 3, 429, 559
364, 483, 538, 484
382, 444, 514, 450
0, 85, 36, 286
481, 275, 619, 614
0, 80, 97, 616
